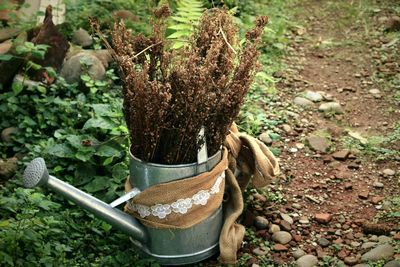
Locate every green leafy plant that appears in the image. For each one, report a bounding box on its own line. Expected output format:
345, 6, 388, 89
0, 41, 54, 95
167, 0, 204, 49
0, 0, 296, 265
64, 0, 152, 36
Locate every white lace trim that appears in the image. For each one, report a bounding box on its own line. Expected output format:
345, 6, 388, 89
128, 171, 225, 219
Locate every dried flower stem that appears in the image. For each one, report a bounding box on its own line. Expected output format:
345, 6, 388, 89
107, 6, 267, 164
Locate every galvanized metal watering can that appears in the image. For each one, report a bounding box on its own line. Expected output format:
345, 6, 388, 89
23, 146, 223, 265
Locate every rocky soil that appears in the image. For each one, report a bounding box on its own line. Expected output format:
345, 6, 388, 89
216, 0, 400, 266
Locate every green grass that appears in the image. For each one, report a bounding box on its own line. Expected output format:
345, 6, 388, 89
237, 0, 295, 137
342, 123, 400, 160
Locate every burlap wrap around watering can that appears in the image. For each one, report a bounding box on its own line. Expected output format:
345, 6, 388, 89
124, 123, 280, 264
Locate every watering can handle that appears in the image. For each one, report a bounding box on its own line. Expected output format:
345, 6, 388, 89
109, 187, 141, 208
197, 126, 208, 165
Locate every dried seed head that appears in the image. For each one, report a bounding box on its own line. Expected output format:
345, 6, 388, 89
110, 8, 268, 164
154, 5, 172, 19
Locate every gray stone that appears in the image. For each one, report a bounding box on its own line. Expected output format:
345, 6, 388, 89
369, 89, 381, 95
0, 28, 20, 42
318, 102, 343, 114
60, 52, 105, 84
281, 213, 294, 224
344, 256, 360, 266
252, 247, 268, 256
1, 127, 18, 143
304, 91, 323, 102
361, 242, 377, 249
384, 260, 400, 267
378, 235, 392, 244
72, 28, 93, 48
296, 254, 318, 267
272, 231, 292, 244
348, 131, 368, 144
294, 97, 314, 107
306, 135, 330, 153
292, 203, 302, 209
269, 224, 280, 234
293, 248, 306, 259
299, 216, 309, 224
369, 235, 378, 241
361, 244, 394, 262
254, 216, 269, 230
373, 181, 384, 188
91, 49, 113, 68
353, 264, 369, 267
259, 132, 273, 145
286, 111, 299, 118
332, 150, 350, 160
385, 15, 400, 31
0, 40, 12, 54
383, 169, 396, 176
282, 124, 292, 133
113, 10, 139, 22
0, 157, 17, 179
318, 238, 330, 247
13, 74, 39, 89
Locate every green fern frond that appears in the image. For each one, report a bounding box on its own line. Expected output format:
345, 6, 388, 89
167, 0, 205, 49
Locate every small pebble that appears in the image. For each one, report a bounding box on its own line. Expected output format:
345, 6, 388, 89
318, 238, 330, 247
373, 181, 384, 188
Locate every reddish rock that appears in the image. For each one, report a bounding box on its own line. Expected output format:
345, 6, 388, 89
344, 256, 359, 266
327, 228, 336, 234
348, 162, 360, 169
344, 182, 353, 190
371, 196, 384, 205
354, 232, 364, 239
354, 219, 365, 226
337, 249, 349, 259
273, 244, 288, 251
254, 193, 267, 203
343, 224, 350, 230
280, 220, 292, 231
394, 233, 400, 241
246, 256, 257, 265
316, 249, 327, 259
332, 150, 350, 160
255, 230, 269, 238
315, 213, 333, 223
333, 238, 344, 244
358, 191, 369, 199
294, 234, 302, 242
322, 155, 333, 163
335, 170, 352, 180
345, 233, 354, 240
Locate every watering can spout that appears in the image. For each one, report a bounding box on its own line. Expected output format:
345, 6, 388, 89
23, 158, 148, 245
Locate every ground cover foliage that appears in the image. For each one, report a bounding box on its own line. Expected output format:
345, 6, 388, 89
0, 0, 294, 266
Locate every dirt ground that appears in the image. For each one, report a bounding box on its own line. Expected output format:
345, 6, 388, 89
226, 0, 400, 266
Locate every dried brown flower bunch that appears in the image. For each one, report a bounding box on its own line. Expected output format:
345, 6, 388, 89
110, 6, 267, 164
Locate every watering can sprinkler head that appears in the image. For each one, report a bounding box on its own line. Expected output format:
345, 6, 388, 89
23, 157, 49, 188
